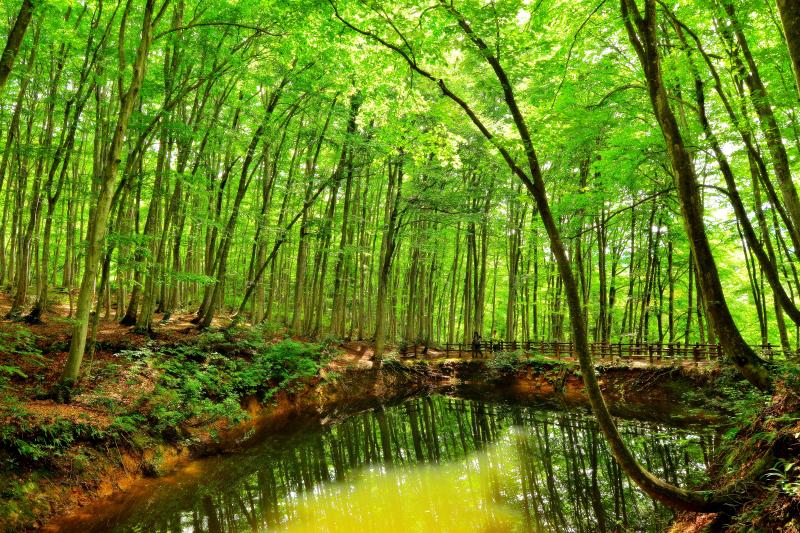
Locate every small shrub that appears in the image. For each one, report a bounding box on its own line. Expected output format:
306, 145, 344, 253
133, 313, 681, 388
0, 325, 44, 400
486, 351, 525, 375
0, 416, 106, 468
396, 340, 408, 354
256, 321, 284, 340
108, 414, 147, 438
127, 338, 327, 435
253, 340, 327, 399
381, 355, 407, 372
766, 460, 800, 498
522, 354, 575, 372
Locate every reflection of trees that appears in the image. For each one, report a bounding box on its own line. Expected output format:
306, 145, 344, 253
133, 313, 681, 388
106, 397, 716, 532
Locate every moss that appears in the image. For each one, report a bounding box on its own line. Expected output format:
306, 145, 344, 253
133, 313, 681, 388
141, 448, 168, 478
0, 474, 46, 530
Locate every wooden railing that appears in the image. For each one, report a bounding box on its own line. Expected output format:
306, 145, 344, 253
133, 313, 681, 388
401, 340, 784, 364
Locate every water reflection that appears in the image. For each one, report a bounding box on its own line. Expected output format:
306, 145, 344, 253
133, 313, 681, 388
62, 396, 716, 532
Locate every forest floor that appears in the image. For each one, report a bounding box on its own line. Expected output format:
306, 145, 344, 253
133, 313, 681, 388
669, 381, 800, 532
0, 293, 799, 531
0, 293, 428, 531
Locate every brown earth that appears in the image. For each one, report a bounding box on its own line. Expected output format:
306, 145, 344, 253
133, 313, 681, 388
1, 292, 797, 532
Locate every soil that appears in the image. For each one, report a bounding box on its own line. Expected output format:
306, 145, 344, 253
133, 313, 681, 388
1, 293, 797, 532
669, 385, 800, 532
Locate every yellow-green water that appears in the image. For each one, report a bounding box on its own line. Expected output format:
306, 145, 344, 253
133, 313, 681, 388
276, 432, 531, 533
48, 394, 715, 532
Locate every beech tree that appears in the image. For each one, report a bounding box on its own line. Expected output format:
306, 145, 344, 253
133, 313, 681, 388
0, 0, 797, 510
0, 0, 34, 90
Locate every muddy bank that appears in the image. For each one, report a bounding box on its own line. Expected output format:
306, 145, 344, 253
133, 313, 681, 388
6, 362, 442, 532
8, 356, 725, 532
197, 363, 445, 456
668, 383, 800, 532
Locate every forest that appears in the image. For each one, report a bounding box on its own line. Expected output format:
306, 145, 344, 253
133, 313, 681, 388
0, 0, 799, 531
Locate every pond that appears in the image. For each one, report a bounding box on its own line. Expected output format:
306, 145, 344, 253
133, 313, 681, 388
50, 393, 717, 532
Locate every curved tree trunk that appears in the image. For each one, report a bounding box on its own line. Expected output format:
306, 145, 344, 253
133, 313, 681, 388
621, 0, 770, 391
332, 0, 772, 512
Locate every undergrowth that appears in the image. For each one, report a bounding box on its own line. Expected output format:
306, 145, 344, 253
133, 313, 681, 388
127, 336, 329, 434
0, 328, 334, 530
0, 325, 45, 405
486, 351, 576, 376
1, 329, 332, 472
681, 362, 800, 531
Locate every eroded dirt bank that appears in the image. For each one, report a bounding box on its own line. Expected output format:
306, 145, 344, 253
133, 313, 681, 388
20, 356, 728, 533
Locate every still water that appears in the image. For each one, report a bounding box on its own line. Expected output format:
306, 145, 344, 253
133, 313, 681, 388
54, 394, 716, 532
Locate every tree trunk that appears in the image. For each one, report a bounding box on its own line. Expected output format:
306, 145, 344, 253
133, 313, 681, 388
0, 0, 35, 90
777, 0, 800, 98
622, 0, 770, 391
374, 159, 402, 357
61, 0, 160, 386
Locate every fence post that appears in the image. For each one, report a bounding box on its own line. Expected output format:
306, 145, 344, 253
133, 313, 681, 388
648, 344, 654, 365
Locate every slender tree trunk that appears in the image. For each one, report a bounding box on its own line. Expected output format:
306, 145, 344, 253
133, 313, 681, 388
447, 224, 460, 344
0, 0, 35, 90
198, 121, 266, 329
777, 0, 800, 98
61, 0, 161, 386
374, 159, 402, 357
596, 214, 608, 344
331, 95, 362, 336
622, 0, 770, 390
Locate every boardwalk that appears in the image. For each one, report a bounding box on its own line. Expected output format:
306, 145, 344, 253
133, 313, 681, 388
401, 340, 784, 365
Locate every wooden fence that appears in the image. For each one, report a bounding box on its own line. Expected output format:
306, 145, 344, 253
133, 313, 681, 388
401, 340, 783, 364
